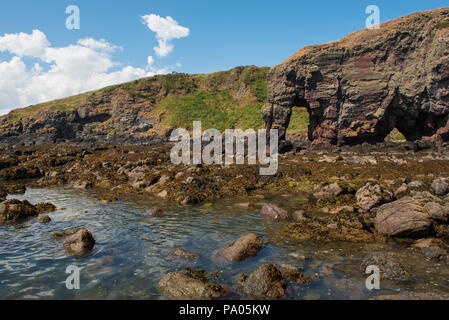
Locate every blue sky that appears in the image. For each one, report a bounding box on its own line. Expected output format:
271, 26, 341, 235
0, 0, 447, 113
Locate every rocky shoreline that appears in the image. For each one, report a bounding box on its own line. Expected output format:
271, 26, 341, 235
2, 140, 449, 299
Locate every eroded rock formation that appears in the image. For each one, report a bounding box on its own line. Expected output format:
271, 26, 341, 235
263, 8, 449, 145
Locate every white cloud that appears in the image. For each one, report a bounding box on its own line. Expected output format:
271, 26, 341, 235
0, 29, 49, 58
141, 14, 189, 57
154, 39, 174, 57
147, 55, 154, 66
0, 31, 180, 115
77, 38, 123, 53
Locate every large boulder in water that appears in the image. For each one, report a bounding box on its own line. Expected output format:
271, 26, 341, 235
54, 227, 96, 256
262, 8, 449, 145
260, 204, 289, 221
238, 263, 286, 300
212, 233, 264, 264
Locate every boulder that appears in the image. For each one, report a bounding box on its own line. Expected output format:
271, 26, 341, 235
0, 199, 38, 223
38, 215, 52, 224
408, 181, 423, 189
157, 190, 168, 199
54, 227, 96, 256
159, 268, 225, 300
413, 238, 446, 249
424, 202, 449, 222
212, 233, 263, 264
394, 184, 408, 199
431, 178, 449, 196
374, 197, 432, 238
356, 183, 392, 212
291, 210, 308, 222
35, 202, 57, 214
313, 182, 343, 199
361, 252, 412, 282
260, 204, 289, 221
412, 191, 441, 203
238, 264, 286, 300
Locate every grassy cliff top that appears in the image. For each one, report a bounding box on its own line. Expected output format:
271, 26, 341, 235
2, 65, 310, 135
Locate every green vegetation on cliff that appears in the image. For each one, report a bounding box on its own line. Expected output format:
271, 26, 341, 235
2, 65, 311, 134
151, 67, 269, 131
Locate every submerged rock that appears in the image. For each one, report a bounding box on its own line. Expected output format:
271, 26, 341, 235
212, 233, 263, 264
238, 263, 286, 300
0, 199, 38, 223
35, 202, 57, 214
260, 204, 289, 221
99, 195, 119, 204
275, 263, 313, 283
159, 267, 225, 300
171, 248, 198, 260
38, 215, 52, 224
145, 207, 164, 217
54, 227, 96, 256
422, 247, 447, 260
374, 197, 432, 238
361, 252, 412, 282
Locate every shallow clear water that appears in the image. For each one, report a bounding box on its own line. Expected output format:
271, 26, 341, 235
1, 187, 449, 300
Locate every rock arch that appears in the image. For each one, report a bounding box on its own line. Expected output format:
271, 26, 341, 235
262, 8, 449, 145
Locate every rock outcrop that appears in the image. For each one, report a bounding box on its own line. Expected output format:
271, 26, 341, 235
263, 8, 449, 145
